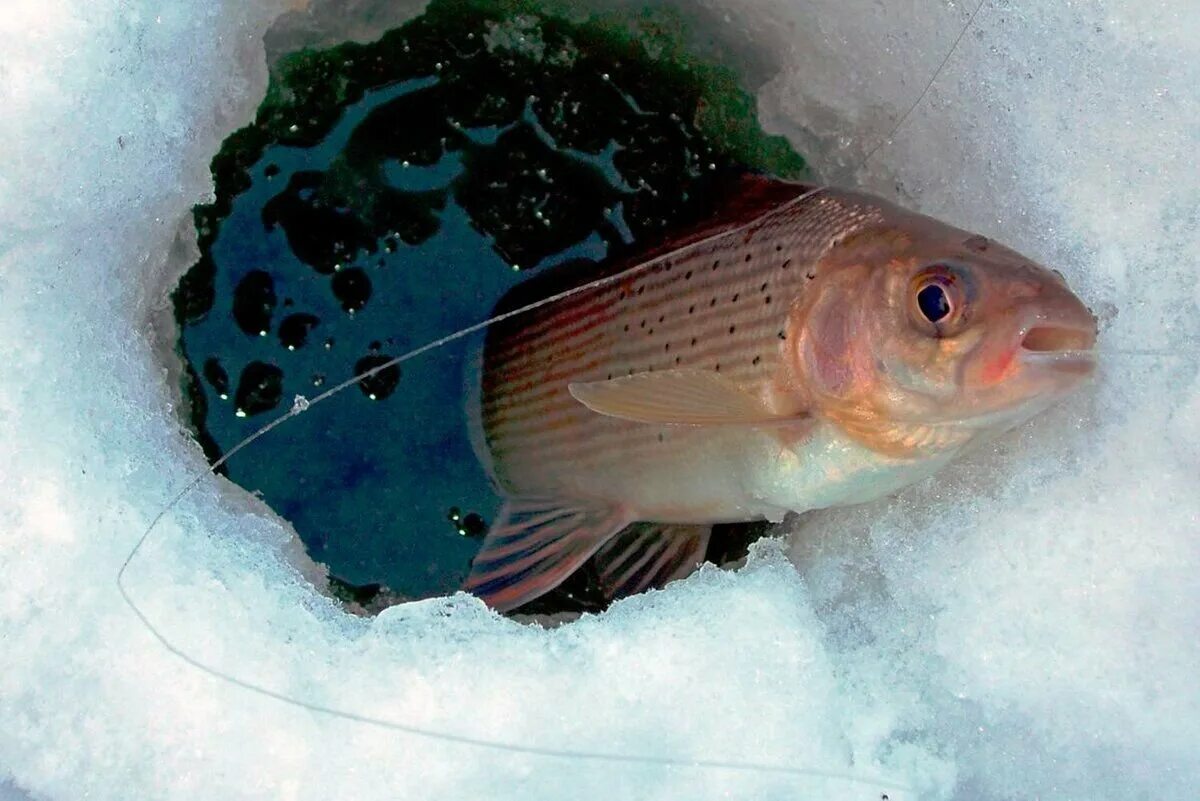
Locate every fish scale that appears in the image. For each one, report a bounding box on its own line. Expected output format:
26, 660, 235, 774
480, 186, 881, 493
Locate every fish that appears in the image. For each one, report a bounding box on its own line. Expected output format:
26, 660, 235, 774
464, 174, 1098, 612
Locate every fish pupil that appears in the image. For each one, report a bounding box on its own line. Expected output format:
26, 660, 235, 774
917, 284, 951, 322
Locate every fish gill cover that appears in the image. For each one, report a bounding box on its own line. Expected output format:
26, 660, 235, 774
174, 0, 804, 608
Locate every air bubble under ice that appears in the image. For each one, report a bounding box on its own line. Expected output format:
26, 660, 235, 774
0, 1, 1197, 799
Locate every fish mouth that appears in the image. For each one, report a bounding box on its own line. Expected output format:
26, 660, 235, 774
1021, 325, 1094, 353
1018, 324, 1098, 375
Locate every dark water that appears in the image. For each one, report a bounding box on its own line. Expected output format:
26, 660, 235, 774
175, 0, 805, 609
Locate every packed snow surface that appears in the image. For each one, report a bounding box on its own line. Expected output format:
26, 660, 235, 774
1, 1, 1197, 799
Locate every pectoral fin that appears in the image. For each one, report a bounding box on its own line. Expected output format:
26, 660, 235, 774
568, 369, 807, 427
464, 497, 630, 612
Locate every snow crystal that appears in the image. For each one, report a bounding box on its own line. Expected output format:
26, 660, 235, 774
0, 1, 1196, 800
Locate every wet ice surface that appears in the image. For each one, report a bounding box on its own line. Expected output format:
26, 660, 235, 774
1, 1, 1198, 800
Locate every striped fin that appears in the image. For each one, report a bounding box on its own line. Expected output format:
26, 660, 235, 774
568, 369, 808, 426
594, 523, 712, 600
464, 497, 629, 612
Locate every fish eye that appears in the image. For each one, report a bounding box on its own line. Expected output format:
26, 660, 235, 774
916, 284, 951, 322
908, 265, 970, 335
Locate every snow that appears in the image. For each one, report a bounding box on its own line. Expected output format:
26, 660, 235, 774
0, 1, 1197, 800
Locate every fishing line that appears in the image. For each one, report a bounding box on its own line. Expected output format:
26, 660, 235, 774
1027, 348, 1200, 360
847, 0, 1197, 369
1093, 348, 1199, 359
858, 0, 988, 171
110, 3, 1043, 789
117, 187, 921, 792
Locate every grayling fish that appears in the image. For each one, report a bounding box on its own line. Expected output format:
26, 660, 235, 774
465, 176, 1096, 611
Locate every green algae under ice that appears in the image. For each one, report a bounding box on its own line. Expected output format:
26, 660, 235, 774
174, 0, 807, 611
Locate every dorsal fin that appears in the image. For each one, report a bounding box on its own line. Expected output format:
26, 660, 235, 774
488, 171, 817, 319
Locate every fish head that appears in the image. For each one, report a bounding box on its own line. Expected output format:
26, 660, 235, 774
788, 201, 1097, 452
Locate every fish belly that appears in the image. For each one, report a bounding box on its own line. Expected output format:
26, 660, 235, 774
501, 421, 803, 522
488, 413, 953, 524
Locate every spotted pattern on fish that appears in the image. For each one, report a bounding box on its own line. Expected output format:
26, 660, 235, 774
479, 187, 883, 497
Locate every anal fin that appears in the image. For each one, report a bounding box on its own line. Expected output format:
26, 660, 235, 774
464, 497, 629, 612
593, 522, 712, 601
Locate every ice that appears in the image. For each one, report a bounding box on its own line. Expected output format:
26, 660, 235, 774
1, 1, 1197, 800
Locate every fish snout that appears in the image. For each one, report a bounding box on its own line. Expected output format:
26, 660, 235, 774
1015, 288, 1099, 376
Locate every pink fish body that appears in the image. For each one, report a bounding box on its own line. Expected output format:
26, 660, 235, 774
466, 177, 1097, 611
